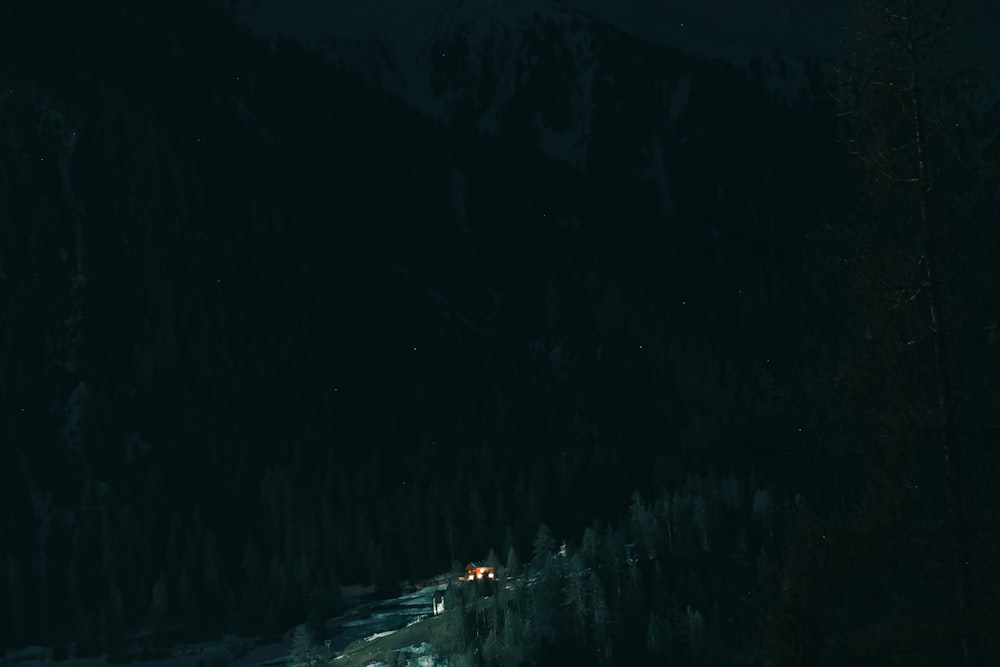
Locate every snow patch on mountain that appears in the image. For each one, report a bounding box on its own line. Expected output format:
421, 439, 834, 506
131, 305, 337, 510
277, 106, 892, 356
254, 0, 599, 165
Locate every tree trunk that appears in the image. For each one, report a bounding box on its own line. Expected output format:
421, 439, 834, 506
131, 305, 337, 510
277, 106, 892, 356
903, 3, 972, 662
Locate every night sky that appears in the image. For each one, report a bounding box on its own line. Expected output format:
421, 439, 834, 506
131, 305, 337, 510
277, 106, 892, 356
2, 0, 999, 664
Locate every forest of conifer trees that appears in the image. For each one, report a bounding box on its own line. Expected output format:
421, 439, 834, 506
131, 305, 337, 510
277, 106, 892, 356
1, 0, 997, 665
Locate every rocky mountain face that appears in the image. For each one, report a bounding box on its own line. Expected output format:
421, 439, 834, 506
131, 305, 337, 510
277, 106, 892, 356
0, 0, 847, 654
246, 0, 834, 166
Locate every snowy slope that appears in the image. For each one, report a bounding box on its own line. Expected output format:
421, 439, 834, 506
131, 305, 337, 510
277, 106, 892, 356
0, 583, 444, 667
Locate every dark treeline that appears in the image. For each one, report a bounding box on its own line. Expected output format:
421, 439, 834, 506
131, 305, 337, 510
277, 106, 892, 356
1, 0, 997, 664
429, 478, 785, 666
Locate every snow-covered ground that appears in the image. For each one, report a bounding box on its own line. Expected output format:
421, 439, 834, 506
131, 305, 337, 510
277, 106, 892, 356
0, 583, 446, 667
321, 583, 443, 655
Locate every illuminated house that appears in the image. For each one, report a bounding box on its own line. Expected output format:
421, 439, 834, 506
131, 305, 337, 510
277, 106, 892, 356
465, 562, 495, 581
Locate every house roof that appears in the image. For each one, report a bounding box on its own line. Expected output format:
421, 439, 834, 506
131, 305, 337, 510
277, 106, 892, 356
465, 561, 494, 570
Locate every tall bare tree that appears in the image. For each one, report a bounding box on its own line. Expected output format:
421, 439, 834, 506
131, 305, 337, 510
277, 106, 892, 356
782, 0, 1000, 664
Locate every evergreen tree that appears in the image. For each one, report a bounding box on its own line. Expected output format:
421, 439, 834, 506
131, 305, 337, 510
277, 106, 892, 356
505, 546, 520, 578
289, 624, 321, 667
530, 523, 557, 571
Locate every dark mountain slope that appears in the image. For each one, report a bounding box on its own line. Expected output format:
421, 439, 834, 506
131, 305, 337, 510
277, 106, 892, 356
0, 0, 848, 653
